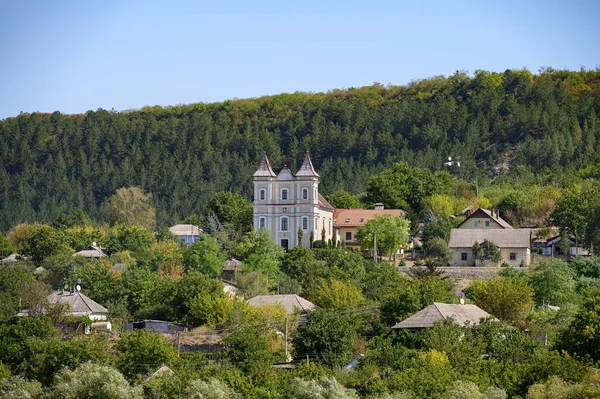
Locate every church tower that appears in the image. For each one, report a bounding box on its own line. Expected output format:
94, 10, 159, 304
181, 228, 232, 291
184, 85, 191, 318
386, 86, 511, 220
253, 152, 334, 250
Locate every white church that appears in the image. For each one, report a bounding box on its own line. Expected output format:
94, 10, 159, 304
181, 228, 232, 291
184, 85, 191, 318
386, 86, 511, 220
253, 152, 334, 250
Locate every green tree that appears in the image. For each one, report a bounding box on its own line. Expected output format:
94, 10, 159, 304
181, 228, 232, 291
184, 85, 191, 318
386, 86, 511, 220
183, 235, 226, 276
472, 239, 501, 265
466, 277, 535, 325
49, 362, 143, 399
185, 378, 241, 399
357, 215, 409, 258
236, 228, 284, 273
310, 278, 365, 310
17, 223, 72, 264
528, 258, 577, 306
327, 190, 362, 209
107, 186, 156, 230
0, 376, 43, 399
556, 296, 600, 362
551, 182, 599, 250
117, 330, 177, 380
204, 191, 253, 234
291, 376, 359, 399
0, 234, 16, 259
293, 309, 358, 368
222, 326, 275, 373
424, 237, 451, 265
104, 224, 155, 260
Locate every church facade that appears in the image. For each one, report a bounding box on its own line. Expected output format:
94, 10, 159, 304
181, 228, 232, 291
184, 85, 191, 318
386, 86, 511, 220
253, 153, 334, 250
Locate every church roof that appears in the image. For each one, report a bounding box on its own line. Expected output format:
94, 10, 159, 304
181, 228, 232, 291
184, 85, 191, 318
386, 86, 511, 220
295, 152, 320, 178
253, 152, 276, 177
318, 194, 334, 211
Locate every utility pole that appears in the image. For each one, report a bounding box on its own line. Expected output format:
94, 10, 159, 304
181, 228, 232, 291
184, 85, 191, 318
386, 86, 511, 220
284, 318, 288, 362
373, 229, 377, 263
266, 271, 269, 289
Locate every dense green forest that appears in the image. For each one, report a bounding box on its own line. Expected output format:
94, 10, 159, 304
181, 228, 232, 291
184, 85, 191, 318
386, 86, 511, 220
1, 68, 599, 232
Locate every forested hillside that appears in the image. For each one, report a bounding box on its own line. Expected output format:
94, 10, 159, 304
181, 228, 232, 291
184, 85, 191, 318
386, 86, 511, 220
1, 68, 599, 231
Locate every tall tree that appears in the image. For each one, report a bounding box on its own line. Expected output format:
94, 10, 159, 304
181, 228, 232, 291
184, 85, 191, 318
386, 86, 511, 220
107, 186, 156, 230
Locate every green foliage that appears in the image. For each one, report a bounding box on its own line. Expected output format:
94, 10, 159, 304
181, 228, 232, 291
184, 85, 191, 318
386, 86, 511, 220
570, 256, 600, 279
472, 240, 501, 265
236, 228, 284, 273
0, 376, 43, 399
0, 234, 15, 258
528, 258, 578, 306
104, 224, 155, 260
291, 376, 359, 398
293, 309, 358, 368
310, 278, 365, 310
327, 190, 362, 209
556, 296, 600, 362
414, 276, 454, 307
467, 277, 535, 326
204, 191, 253, 235
423, 237, 452, 264
222, 326, 275, 373
14, 223, 72, 264
183, 235, 226, 276
357, 215, 410, 256
107, 186, 156, 230
185, 377, 241, 399
117, 329, 177, 380
49, 362, 143, 399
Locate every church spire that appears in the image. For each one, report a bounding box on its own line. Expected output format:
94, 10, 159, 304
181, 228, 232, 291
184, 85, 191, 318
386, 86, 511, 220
295, 152, 320, 177
253, 152, 276, 177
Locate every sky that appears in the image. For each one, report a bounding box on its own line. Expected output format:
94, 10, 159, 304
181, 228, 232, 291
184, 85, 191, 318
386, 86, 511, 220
1, 0, 599, 119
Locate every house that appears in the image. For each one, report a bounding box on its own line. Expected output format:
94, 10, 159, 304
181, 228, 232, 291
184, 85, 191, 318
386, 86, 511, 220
541, 235, 589, 256
247, 294, 317, 315
333, 204, 406, 250
221, 258, 241, 282
448, 228, 531, 267
19, 290, 109, 323
392, 302, 493, 331
456, 208, 513, 229
127, 320, 188, 333
169, 224, 202, 245
253, 152, 334, 250
73, 243, 107, 258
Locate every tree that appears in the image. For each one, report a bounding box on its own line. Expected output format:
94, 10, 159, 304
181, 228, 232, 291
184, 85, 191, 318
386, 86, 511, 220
357, 215, 409, 258
293, 309, 358, 367
222, 326, 275, 373
528, 258, 577, 306
182, 235, 226, 276
236, 228, 284, 273
472, 239, 501, 266
107, 186, 156, 230
443, 381, 507, 399
14, 223, 72, 264
185, 378, 241, 399
204, 191, 253, 235
104, 224, 155, 260
291, 376, 359, 399
424, 237, 451, 265
551, 182, 599, 250
49, 363, 143, 399
327, 190, 361, 209
0, 234, 16, 259
310, 278, 365, 310
149, 240, 184, 278
466, 277, 534, 325
0, 376, 43, 399
556, 296, 600, 362
117, 329, 177, 379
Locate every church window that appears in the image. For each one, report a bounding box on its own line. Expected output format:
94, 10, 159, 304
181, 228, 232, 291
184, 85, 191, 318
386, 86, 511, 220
302, 217, 308, 230
259, 189, 265, 200
281, 217, 288, 231
302, 188, 308, 200
282, 189, 288, 200
259, 218, 266, 229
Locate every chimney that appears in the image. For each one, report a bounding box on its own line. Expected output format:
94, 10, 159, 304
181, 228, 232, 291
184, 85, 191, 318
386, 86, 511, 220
374, 203, 384, 210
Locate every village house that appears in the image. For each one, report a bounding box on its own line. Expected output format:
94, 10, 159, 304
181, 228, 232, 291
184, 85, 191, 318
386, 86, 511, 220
333, 204, 406, 250
73, 242, 107, 258
247, 294, 317, 316
253, 152, 334, 250
448, 228, 532, 266
456, 208, 513, 229
392, 302, 493, 331
169, 224, 202, 245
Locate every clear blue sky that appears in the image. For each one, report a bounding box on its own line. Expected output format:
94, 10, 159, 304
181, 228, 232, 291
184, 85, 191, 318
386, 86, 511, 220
1, 0, 599, 119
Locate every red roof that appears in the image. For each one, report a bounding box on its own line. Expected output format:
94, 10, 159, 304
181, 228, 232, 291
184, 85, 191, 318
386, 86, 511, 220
334, 208, 406, 227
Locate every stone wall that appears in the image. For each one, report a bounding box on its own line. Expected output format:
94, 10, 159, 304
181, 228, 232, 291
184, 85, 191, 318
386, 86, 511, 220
400, 266, 527, 280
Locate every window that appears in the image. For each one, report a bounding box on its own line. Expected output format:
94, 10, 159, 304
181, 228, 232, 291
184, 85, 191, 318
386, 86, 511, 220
461, 253, 468, 261
346, 232, 352, 241
302, 217, 308, 230
259, 218, 266, 229
485, 221, 490, 227
473, 221, 479, 227
281, 189, 288, 200
345, 218, 351, 223
359, 218, 364, 223
302, 188, 308, 200
281, 218, 288, 231
259, 189, 265, 200
510, 252, 516, 261
282, 207, 287, 213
